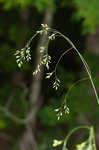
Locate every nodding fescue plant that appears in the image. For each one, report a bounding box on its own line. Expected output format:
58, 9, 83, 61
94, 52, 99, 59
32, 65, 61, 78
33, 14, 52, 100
15, 24, 98, 150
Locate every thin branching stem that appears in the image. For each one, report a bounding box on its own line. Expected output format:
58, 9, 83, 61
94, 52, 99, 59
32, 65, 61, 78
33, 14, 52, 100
64, 77, 90, 103
25, 32, 38, 47
54, 47, 73, 78
52, 30, 99, 105
62, 125, 90, 150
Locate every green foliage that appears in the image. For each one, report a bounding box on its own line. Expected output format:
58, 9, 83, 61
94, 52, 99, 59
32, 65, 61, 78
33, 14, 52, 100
73, 0, 99, 33
0, 9, 31, 72
33, 0, 55, 12
1, 0, 99, 33
0, 83, 31, 127
60, 0, 99, 33
83, 52, 99, 73
38, 106, 58, 126
0, 0, 55, 11
0, 119, 7, 129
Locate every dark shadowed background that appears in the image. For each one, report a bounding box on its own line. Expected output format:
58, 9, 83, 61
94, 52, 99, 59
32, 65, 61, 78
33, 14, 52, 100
0, 0, 99, 150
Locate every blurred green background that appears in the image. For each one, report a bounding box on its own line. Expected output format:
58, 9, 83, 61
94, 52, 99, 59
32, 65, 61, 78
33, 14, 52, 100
0, 0, 99, 150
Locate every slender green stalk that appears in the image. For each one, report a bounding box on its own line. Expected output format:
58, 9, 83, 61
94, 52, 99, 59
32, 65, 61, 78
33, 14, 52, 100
53, 30, 99, 105
25, 32, 38, 47
62, 125, 90, 150
90, 127, 97, 150
86, 127, 97, 150
54, 47, 73, 78
64, 77, 90, 103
